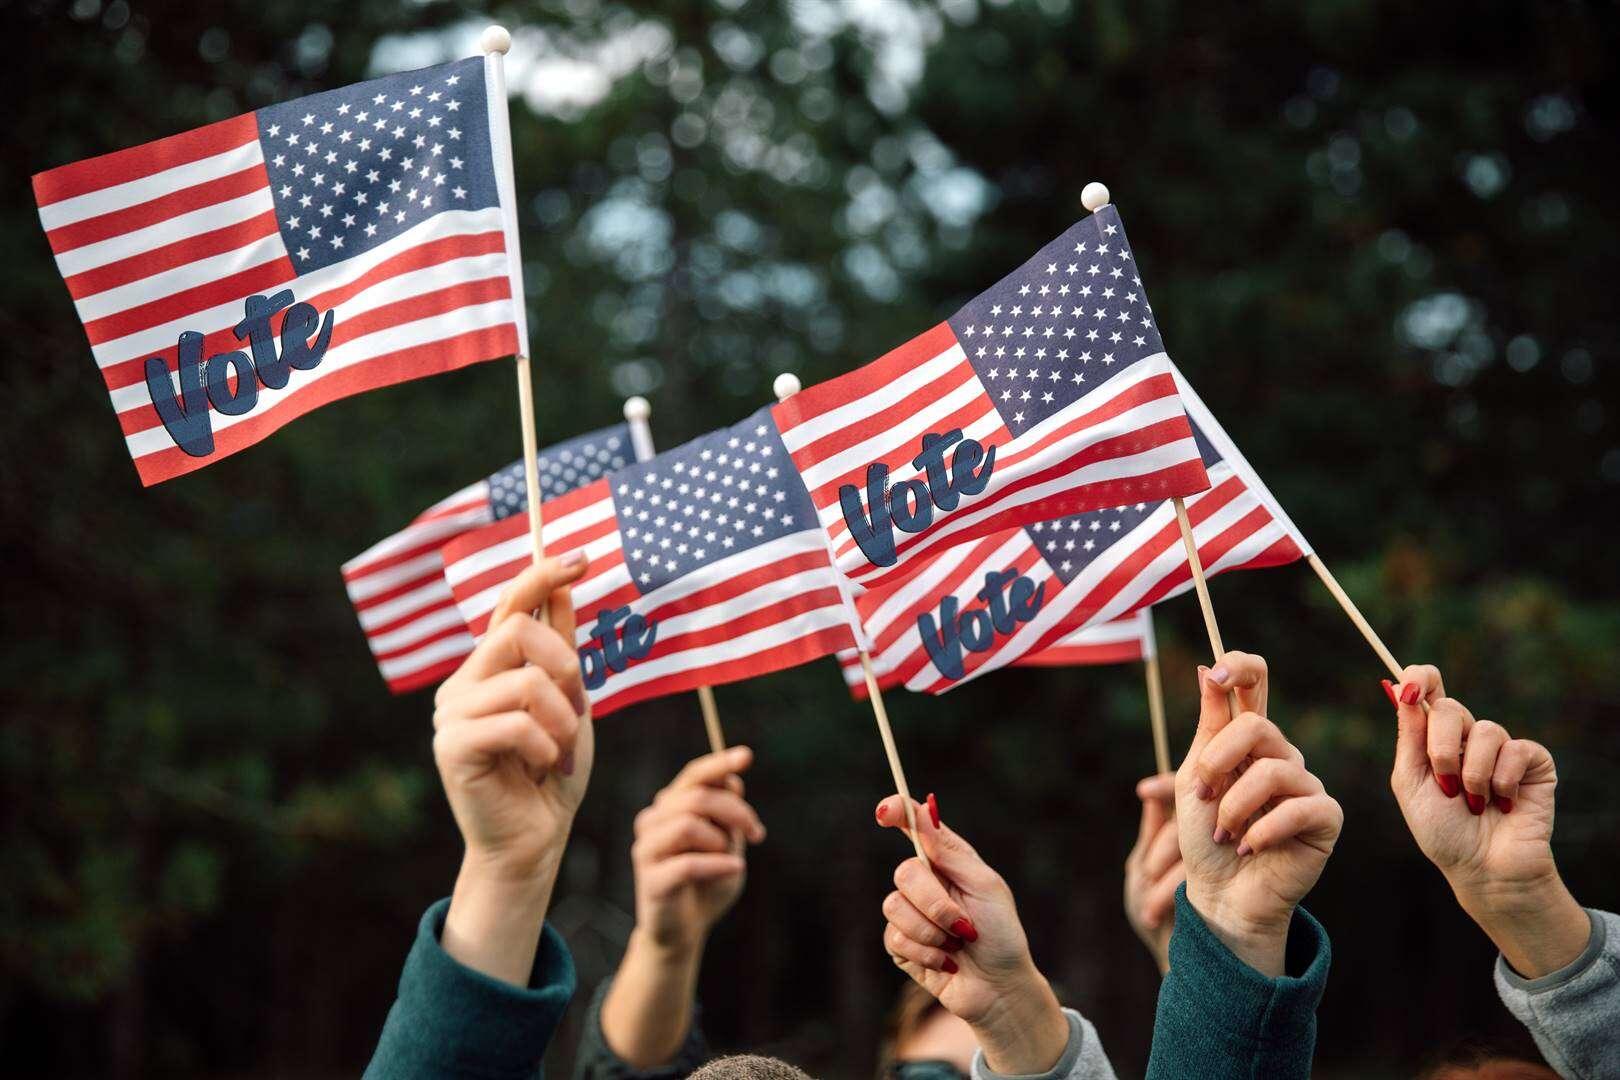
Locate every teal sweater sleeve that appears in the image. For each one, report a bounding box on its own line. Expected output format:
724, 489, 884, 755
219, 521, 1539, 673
1146, 885, 1330, 1080
365, 898, 578, 1080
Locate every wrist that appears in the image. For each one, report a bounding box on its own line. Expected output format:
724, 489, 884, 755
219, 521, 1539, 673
601, 927, 704, 1069
1453, 872, 1590, 979
971, 966, 1070, 1077
442, 848, 562, 987
1185, 880, 1291, 979
623, 925, 706, 980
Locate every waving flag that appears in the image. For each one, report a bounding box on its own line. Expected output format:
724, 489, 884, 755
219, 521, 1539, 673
442, 407, 859, 718
773, 206, 1210, 594
342, 424, 633, 693
841, 365, 1311, 695
32, 55, 523, 485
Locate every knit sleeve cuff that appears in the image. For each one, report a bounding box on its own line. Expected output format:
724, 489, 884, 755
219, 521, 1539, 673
1495, 907, 1605, 994
970, 1009, 1094, 1080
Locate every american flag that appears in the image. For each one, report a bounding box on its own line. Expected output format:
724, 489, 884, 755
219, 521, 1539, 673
441, 407, 859, 718
840, 365, 1311, 695
32, 56, 521, 486
342, 424, 633, 694
773, 205, 1211, 595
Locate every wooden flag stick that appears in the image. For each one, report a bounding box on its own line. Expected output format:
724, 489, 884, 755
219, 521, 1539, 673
624, 395, 728, 752
1171, 496, 1238, 715
773, 374, 927, 864
1140, 610, 1170, 775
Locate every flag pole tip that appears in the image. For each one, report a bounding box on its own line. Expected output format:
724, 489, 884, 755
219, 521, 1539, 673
1081, 181, 1111, 212
623, 395, 651, 422
772, 373, 802, 401
480, 25, 512, 55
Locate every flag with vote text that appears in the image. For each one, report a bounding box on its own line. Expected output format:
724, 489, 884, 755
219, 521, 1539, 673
32, 55, 524, 485
842, 365, 1311, 695
343, 424, 634, 693
441, 407, 859, 718
772, 205, 1211, 595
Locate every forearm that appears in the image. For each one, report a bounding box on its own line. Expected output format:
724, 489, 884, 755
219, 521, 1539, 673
1455, 873, 1592, 979
442, 848, 561, 988
1183, 881, 1288, 978
599, 930, 704, 1069
971, 968, 1072, 1077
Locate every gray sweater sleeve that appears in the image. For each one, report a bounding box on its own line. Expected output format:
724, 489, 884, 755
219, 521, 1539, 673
1494, 908, 1620, 1080
969, 1009, 1117, 1080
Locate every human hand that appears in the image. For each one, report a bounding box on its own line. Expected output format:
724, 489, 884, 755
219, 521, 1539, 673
1124, 772, 1183, 975
432, 555, 593, 984
1385, 666, 1587, 977
1177, 653, 1343, 978
875, 794, 1069, 1076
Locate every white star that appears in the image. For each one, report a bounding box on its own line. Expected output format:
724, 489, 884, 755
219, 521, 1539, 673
301, 112, 315, 126
296, 246, 310, 260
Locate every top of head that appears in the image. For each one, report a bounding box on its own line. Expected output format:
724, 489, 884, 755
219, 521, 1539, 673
480, 25, 511, 55
623, 396, 651, 421
1081, 181, 1111, 212
772, 373, 802, 401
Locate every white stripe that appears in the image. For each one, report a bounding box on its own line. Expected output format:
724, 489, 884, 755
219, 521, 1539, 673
442, 496, 617, 589
776, 345, 968, 451
860, 542, 987, 638
379, 631, 476, 681
39, 138, 264, 231
1050, 617, 1144, 648
359, 576, 462, 633
342, 486, 489, 576
90, 205, 503, 369
792, 372, 990, 493
863, 531, 1031, 640
53, 189, 277, 279
72, 230, 285, 322
347, 553, 447, 606
367, 599, 465, 655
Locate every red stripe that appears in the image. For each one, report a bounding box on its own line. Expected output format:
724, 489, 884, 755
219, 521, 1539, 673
371, 618, 471, 663
791, 359, 979, 486
87, 248, 294, 345
861, 534, 1011, 653
32, 114, 260, 207
383, 654, 466, 695
772, 322, 958, 431
1015, 640, 1142, 667
343, 507, 490, 586
64, 210, 282, 300
101, 229, 507, 392
806, 394, 1000, 510
47, 165, 269, 256
132, 322, 515, 485
451, 545, 626, 629
905, 550, 1047, 685
352, 573, 451, 627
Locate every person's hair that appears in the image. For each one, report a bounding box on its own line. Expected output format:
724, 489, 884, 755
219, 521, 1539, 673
689, 1054, 814, 1080
876, 981, 946, 1076
1421, 1058, 1559, 1080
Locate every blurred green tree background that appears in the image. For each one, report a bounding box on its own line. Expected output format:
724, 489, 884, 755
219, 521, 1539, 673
2, 0, 1617, 1076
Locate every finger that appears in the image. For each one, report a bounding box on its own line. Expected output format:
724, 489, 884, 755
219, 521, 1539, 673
882, 890, 958, 950
1491, 738, 1556, 813
893, 856, 974, 942
874, 794, 996, 894
1426, 697, 1475, 797
1186, 664, 1235, 764
1397, 664, 1446, 707
545, 582, 578, 644
437, 665, 582, 751
655, 786, 766, 844
1236, 792, 1343, 857
1136, 772, 1177, 804
489, 553, 590, 632
457, 614, 588, 718
1134, 790, 1169, 857
1460, 720, 1510, 813
639, 853, 745, 899
884, 922, 957, 974
1194, 712, 1302, 794
633, 812, 734, 865
1140, 862, 1187, 930
433, 711, 560, 775
1204, 651, 1268, 716
663, 746, 756, 794
1215, 758, 1325, 840
1140, 819, 1183, 882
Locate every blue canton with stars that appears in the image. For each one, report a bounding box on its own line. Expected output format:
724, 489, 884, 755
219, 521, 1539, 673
1024, 418, 1222, 585
255, 56, 500, 274
946, 205, 1165, 438
609, 406, 819, 594
487, 423, 633, 520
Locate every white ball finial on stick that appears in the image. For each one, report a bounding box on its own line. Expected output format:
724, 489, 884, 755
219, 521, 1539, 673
623, 395, 651, 422
1081, 181, 1111, 213
772, 373, 802, 402
480, 25, 512, 55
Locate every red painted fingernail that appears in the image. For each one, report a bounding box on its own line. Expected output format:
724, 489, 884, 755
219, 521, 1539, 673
1436, 773, 1460, 798
942, 957, 959, 974
1465, 791, 1485, 815
927, 792, 940, 829
941, 936, 963, 953
1381, 679, 1398, 709
1495, 796, 1513, 814
950, 918, 978, 943
1212, 825, 1230, 844
1235, 842, 1253, 857
1399, 682, 1422, 706
1193, 779, 1214, 801
875, 803, 887, 823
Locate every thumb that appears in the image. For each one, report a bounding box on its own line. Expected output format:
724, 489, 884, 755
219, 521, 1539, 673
875, 793, 993, 891
491, 551, 589, 632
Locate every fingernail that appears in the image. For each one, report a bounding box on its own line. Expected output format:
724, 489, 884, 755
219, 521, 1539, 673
1380, 679, 1398, 709
1208, 664, 1231, 687
1399, 682, 1422, 706
559, 752, 575, 777
557, 550, 586, 570
1465, 791, 1485, 815
1196, 665, 1210, 688
1212, 825, 1230, 844
941, 936, 963, 953
1193, 779, 1214, 801
950, 918, 979, 943
1436, 773, 1460, 798
1495, 796, 1513, 814
927, 792, 940, 829
1235, 842, 1253, 857
942, 957, 959, 974
875, 802, 887, 823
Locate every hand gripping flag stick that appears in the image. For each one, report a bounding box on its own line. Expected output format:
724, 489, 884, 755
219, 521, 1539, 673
774, 373, 929, 866
622, 395, 727, 753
